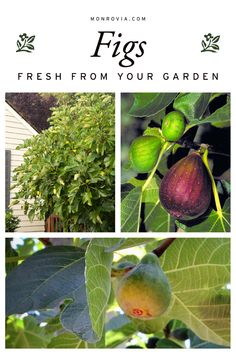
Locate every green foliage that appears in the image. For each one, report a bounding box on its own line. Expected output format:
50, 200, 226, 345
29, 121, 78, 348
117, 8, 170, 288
173, 93, 211, 121
6, 316, 51, 348
5, 239, 18, 274
47, 333, 86, 348
189, 101, 230, 128
159, 238, 230, 346
5, 209, 20, 232
105, 314, 136, 347
129, 93, 178, 117
85, 240, 113, 341
185, 198, 230, 232
12, 93, 115, 231
121, 92, 230, 232
121, 187, 142, 232
5, 238, 230, 348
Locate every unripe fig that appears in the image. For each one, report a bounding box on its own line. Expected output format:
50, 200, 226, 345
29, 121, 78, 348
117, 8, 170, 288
162, 111, 185, 141
159, 152, 211, 220
129, 136, 162, 173
116, 253, 172, 320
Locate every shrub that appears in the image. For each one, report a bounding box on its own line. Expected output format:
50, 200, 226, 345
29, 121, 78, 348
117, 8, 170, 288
5, 209, 20, 232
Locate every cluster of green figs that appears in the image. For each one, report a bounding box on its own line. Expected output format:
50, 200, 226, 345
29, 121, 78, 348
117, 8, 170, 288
129, 111, 212, 220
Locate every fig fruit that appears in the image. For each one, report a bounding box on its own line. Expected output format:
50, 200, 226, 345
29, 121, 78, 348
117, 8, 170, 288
162, 111, 185, 142
116, 253, 172, 320
159, 152, 211, 219
129, 136, 162, 173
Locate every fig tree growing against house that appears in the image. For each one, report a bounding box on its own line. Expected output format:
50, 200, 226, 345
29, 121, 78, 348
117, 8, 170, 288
12, 93, 115, 232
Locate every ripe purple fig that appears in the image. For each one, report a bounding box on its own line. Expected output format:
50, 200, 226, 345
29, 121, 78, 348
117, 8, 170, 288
159, 152, 212, 220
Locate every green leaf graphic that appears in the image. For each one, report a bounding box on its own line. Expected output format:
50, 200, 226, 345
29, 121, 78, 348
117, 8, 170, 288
27, 35, 35, 43
212, 36, 220, 43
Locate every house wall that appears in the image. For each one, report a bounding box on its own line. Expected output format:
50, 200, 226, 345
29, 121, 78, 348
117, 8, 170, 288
5, 103, 45, 232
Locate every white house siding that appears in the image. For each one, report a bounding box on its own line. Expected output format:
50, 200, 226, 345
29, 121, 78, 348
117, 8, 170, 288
5, 103, 45, 232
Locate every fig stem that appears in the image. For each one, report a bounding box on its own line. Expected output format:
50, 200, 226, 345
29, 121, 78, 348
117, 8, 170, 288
176, 138, 229, 157
111, 238, 176, 278
142, 142, 173, 192
202, 149, 223, 219
152, 238, 176, 257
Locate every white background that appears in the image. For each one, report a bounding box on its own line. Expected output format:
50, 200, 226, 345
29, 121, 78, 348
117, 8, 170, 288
0, 0, 235, 352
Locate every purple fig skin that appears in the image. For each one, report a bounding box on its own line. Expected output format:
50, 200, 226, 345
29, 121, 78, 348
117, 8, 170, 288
159, 152, 212, 220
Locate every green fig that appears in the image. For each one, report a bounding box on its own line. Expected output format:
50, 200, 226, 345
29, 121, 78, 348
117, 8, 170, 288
162, 111, 185, 142
129, 136, 162, 173
116, 253, 172, 320
159, 152, 212, 219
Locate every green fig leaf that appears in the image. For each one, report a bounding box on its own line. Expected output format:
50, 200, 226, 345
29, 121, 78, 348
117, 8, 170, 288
188, 330, 228, 348
90, 239, 125, 250
90, 238, 154, 253
142, 177, 160, 204
144, 202, 176, 232
129, 177, 160, 203
44, 315, 62, 334
129, 177, 159, 204
143, 127, 163, 139
129, 93, 178, 117
47, 328, 105, 348
153, 108, 166, 125
160, 238, 230, 346
85, 241, 113, 342
173, 93, 211, 122
209, 93, 223, 102
6, 316, 51, 348
189, 101, 230, 128
119, 238, 155, 250
105, 314, 136, 348
129, 238, 230, 345
185, 198, 230, 232
121, 187, 142, 232
47, 333, 86, 348
121, 165, 137, 185
6, 246, 99, 342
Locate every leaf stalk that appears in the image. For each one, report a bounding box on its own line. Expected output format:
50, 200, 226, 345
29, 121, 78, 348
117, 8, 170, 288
202, 148, 223, 218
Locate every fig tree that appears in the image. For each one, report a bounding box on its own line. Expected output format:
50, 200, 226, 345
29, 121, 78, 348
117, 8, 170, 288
129, 136, 162, 173
162, 111, 185, 142
159, 152, 211, 219
116, 253, 172, 320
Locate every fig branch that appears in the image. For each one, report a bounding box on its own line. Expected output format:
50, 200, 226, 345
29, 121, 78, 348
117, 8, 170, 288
176, 138, 230, 158
152, 238, 176, 257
